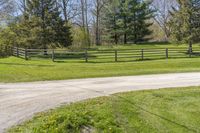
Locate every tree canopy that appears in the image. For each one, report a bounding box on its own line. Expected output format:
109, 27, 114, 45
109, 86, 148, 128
0, 0, 200, 49
169, 0, 200, 49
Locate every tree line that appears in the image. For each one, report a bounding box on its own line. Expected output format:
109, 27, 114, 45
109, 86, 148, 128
0, 0, 200, 50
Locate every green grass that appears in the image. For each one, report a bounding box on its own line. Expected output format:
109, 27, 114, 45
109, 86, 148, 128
1, 43, 200, 83
8, 86, 200, 133
27, 43, 200, 62
90, 43, 199, 50
1, 56, 200, 83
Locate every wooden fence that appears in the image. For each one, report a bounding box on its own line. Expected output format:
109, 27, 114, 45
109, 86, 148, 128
12, 47, 29, 60
12, 47, 199, 63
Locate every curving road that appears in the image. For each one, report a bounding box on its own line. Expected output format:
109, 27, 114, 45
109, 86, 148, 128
1, 72, 200, 132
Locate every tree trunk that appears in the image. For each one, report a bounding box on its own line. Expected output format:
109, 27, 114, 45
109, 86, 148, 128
134, 30, 137, 44
123, 15, 127, 44
188, 41, 193, 53
80, 0, 85, 28
124, 33, 127, 44
23, 0, 28, 19
114, 15, 118, 45
41, 0, 47, 54
62, 0, 68, 22
134, 12, 137, 44
96, 5, 100, 46
114, 34, 118, 45
85, 0, 90, 46
81, 0, 90, 47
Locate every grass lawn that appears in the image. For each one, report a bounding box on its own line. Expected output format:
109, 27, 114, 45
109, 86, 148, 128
8, 86, 200, 133
1, 57, 200, 83
90, 43, 200, 50
1, 43, 200, 83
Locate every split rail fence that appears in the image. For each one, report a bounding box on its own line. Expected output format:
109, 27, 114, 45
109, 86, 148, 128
12, 46, 200, 63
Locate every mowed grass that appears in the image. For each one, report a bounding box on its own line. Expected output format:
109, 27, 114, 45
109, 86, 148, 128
90, 43, 199, 50
1, 43, 200, 83
1, 56, 200, 82
9, 87, 200, 133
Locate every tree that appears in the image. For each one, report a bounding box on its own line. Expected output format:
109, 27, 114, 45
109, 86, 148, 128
21, 0, 73, 49
92, 0, 106, 45
0, 0, 16, 22
103, 0, 120, 44
0, 25, 17, 46
127, 0, 154, 43
169, 0, 200, 50
152, 0, 178, 41
118, 0, 129, 44
80, 0, 91, 46
106, 0, 154, 44
59, 0, 80, 22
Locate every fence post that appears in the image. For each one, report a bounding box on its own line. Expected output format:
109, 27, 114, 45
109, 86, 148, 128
166, 48, 168, 59
52, 49, 55, 62
25, 48, 28, 60
141, 49, 144, 60
115, 50, 118, 62
85, 49, 88, 63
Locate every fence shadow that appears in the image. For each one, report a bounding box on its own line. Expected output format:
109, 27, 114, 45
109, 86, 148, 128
0, 62, 55, 67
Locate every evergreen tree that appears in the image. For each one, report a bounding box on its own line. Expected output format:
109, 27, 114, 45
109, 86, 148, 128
118, 0, 129, 44
12, 17, 43, 48
169, 0, 200, 50
22, 0, 72, 48
103, 0, 121, 44
104, 0, 154, 44
127, 0, 154, 43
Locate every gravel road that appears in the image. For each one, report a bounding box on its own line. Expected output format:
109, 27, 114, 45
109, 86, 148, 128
1, 72, 200, 132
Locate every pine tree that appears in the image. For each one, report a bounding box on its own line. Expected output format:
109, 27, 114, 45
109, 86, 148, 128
169, 0, 200, 50
23, 0, 72, 49
103, 0, 121, 44
126, 0, 154, 43
192, 0, 200, 43
104, 0, 154, 44
118, 0, 129, 44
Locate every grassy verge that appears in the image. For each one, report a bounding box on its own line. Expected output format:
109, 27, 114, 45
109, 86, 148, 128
1, 57, 200, 83
9, 86, 200, 133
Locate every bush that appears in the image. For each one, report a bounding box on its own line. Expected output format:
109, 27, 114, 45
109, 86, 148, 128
0, 44, 12, 57
0, 27, 15, 57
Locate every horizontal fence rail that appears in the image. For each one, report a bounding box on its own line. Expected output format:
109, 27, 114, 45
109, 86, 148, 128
11, 47, 199, 63
12, 47, 28, 60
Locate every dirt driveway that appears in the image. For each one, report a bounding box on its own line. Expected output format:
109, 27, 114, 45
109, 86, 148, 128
1, 72, 200, 132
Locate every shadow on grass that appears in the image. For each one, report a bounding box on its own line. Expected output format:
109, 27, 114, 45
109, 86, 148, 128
70, 83, 197, 132
54, 60, 85, 63
132, 41, 171, 45
115, 95, 197, 132
84, 57, 190, 64
0, 62, 55, 67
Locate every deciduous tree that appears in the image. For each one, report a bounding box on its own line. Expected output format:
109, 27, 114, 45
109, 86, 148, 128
169, 0, 200, 50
